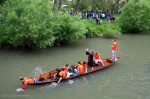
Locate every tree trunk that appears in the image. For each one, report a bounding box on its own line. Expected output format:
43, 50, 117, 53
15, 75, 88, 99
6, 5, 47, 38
116, 0, 119, 14
92, 0, 97, 12
53, 0, 58, 13
54, 0, 58, 4
75, 0, 80, 13
58, 0, 62, 9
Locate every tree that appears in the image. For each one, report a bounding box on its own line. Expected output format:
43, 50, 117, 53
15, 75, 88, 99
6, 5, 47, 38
114, 0, 120, 14
92, 0, 96, 12
0, 0, 87, 48
0, 0, 6, 5
54, 0, 58, 4
0, 0, 55, 48
58, 0, 62, 9
52, 0, 58, 12
75, 0, 80, 12
119, 0, 150, 33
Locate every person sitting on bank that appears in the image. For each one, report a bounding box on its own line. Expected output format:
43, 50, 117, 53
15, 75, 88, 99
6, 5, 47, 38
94, 52, 104, 66
86, 48, 94, 69
54, 68, 66, 84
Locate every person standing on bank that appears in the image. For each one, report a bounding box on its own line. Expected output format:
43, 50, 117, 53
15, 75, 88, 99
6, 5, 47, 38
86, 48, 94, 69
110, 39, 117, 62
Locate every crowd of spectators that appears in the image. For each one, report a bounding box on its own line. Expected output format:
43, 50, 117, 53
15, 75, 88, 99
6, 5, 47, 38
68, 9, 115, 25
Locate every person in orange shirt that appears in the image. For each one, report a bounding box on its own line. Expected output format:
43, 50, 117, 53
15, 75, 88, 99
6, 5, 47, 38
94, 52, 104, 66
54, 68, 66, 84
19, 77, 39, 91
63, 64, 68, 76
82, 61, 88, 73
63, 64, 74, 78
110, 39, 117, 62
77, 62, 85, 75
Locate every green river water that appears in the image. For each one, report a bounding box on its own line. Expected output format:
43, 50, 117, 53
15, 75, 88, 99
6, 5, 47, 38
0, 33, 150, 99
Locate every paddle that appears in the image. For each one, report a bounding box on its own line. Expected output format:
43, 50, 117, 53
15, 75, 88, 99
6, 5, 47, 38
109, 42, 133, 58
16, 88, 24, 92
117, 50, 134, 57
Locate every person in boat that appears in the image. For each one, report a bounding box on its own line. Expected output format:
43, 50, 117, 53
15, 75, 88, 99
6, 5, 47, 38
110, 39, 117, 62
74, 67, 80, 75
86, 48, 94, 68
19, 77, 40, 91
77, 62, 85, 75
94, 52, 104, 66
82, 61, 88, 73
63, 64, 74, 78
54, 68, 66, 84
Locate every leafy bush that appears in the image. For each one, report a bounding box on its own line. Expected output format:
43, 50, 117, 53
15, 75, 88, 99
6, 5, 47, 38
0, 0, 87, 48
83, 19, 121, 38
52, 14, 87, 44
0, 0, 55, 48
0, 0, 121, 49
103, 26, 121, 38
119, 0, 150, 33
0, 0, 6, 5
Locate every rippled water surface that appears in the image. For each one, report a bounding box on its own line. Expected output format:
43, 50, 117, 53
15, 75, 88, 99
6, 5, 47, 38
0, 33, 150, 99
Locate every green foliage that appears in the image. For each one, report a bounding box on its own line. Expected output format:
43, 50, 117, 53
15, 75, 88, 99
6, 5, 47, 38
69, 0, 91, 11
52, 14, 87, 44
0, 0, 87, 48
119, 0, 150, 33
0, 0, 55, 48
103, 26, 121, 38
0, 0, 122, 49
83, 19, 121, 38
0, 0, 6, 5
78, 1, 90, 11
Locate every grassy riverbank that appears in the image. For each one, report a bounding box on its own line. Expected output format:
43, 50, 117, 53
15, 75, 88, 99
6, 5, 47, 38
80, 15, 121, 38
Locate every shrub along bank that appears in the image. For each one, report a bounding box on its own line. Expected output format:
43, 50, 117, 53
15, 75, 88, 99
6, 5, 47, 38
0, 0, 121, 49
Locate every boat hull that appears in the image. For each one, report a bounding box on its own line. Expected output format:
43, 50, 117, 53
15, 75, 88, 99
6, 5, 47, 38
23, 57, 119, 85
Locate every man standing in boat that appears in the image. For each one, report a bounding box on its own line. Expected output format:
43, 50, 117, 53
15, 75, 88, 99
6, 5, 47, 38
110, 39, 117, 62
86, 48, 94, 69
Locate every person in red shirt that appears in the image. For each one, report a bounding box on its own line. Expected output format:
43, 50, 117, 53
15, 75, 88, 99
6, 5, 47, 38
94, 52, 104, 66
110, 39, 117, 62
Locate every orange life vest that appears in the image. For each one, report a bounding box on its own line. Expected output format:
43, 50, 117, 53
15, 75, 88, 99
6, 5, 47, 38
22, 77, 34, 90
24, 78, 34, 84
112, 42, 117, 51
59, 71, 66, 78
77, 64, 84, 74
94, 53, 100, 60
63, 66, 68, 74
82, 63, 87, 68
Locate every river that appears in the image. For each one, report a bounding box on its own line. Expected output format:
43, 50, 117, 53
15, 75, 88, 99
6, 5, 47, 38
0, 33, 150, 99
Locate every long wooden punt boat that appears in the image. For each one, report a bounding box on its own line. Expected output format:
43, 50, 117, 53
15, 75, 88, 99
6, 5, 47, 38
23, 57, 119, 85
